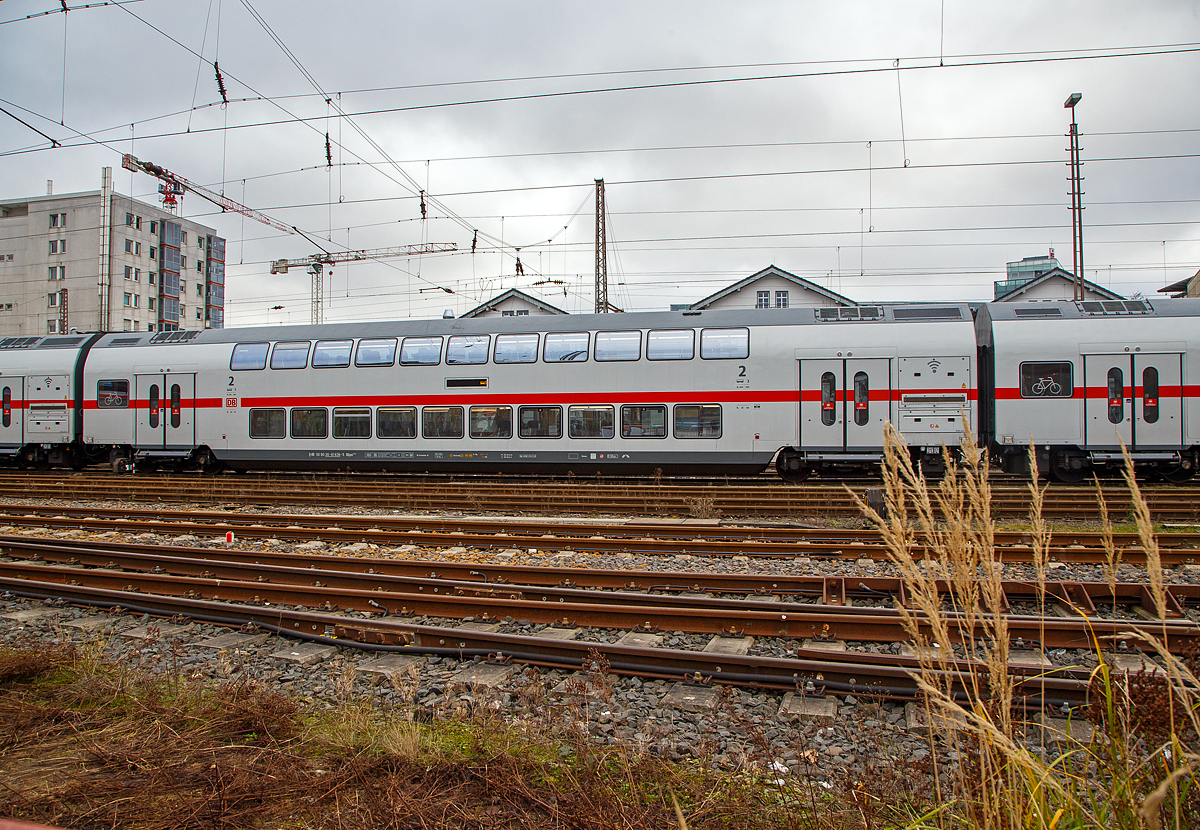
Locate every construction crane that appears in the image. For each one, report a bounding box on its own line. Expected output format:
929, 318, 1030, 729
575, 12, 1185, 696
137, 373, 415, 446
122, 153, 295, 235
270, 244, 458, 324
123, 153, 457, 324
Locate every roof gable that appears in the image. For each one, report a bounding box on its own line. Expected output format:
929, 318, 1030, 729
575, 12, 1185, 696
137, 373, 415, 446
459, 288, 568, 318
994, 267, 1124, 302
688, 265, 856, 309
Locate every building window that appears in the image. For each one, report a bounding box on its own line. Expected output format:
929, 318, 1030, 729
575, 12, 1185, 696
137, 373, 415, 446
135, 242, 142, 256
135, 216, 141, 230
132, 295, 139, 308
501, 310, 514, 317
197, 260, 203, 272
125, 266, 133, 280
49, 240, 58, 254
775, 290, 789, 308
48, 293, 58, 307
516, 309, 529, 316
48, 266, 63, 280
181, 256, 187, 269
125, 213, 134, 226
756, 290, 770, 309
47, 320, 57, 333
148, 272, 156, 285
196, 309, 202, 320
134, 269, 140, 281
148, 324, 155, 332
149, 297, 156, 311
149, 246, 157, 260
181, 231, 188, 245
49, 213, 65, 228
196, 283, 203, 297
125, 239, 133, 253
123, 293, 131, 307
150, 221, 157, 235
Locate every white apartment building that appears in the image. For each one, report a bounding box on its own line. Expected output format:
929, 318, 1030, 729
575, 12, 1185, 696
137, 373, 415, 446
0, 167, 226, 337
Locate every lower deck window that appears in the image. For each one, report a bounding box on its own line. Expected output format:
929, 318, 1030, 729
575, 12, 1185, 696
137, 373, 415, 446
249, 408, 285, 438
568, 405, 614, 438
291, 407, 327, 438
333, 407, 371, 438
519, 405, 561, 438
378, 407, 417, 438
470, 406, 512, 438
673, 405, 722, 438
621, 405, 666, 438
423, 406, 463, 438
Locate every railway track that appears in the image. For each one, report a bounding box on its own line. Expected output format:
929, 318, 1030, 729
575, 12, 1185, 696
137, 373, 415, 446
0, 471, 1197, 521
4, 535, 1198, 709
1, 504, 1198, 565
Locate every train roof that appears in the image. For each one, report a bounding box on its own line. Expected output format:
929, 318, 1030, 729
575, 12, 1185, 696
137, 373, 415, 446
978, 297, 1200, 323
88, 303, 977, 349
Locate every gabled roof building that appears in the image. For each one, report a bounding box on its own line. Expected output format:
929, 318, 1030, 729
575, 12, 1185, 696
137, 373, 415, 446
458, 288, 569, 318
686, 265, 856, 311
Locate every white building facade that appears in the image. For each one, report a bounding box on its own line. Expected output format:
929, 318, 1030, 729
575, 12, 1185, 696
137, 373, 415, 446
0, 168, 225, 336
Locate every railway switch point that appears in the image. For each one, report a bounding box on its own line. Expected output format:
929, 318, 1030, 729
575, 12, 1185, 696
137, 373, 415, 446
197, 632, 269, 650
615, 631, 664, 649
899, 643, 944, 660
779, 693, 837, 720
357, 655, 426, 682
664, 683, 719, 713
802, 638, 847, 652
532, 626, 580, 640
269, 643, 337, 666
702, 636, 755, 656
452, 662, 515, 690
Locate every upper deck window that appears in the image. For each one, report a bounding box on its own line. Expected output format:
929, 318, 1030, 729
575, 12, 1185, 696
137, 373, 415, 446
699, 327, 749, 359
230, 342, 269, 371
543, 331, 589, 363
356, 338, 397, 367
399, 336, 442, 366
595, 331, 641, 362
270, 341, 310, 370
493, 333, 539, 364
647, 329, 694, 360
312, 340, 353, 368
446, 335, 489, 365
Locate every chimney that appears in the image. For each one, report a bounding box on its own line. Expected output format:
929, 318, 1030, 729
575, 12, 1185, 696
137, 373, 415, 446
46, 180, 53, 195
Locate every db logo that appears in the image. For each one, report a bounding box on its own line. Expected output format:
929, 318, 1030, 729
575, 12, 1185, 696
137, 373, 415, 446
225, 397, 238, 408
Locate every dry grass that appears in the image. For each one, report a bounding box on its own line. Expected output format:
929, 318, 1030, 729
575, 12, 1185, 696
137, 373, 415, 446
855, 424, 1200, 830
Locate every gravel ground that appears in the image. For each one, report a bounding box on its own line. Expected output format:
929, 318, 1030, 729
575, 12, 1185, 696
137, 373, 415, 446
2, 501, 1193, 784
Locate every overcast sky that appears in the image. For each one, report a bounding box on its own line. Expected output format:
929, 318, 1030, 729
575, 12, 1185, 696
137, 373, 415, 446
2, 0, 1198, 325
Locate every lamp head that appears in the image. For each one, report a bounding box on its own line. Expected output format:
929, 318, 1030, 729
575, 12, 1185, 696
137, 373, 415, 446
1064, 92, 1082, 108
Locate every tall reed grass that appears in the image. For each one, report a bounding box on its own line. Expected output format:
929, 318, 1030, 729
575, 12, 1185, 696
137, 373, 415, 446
856, 423, 1198, 829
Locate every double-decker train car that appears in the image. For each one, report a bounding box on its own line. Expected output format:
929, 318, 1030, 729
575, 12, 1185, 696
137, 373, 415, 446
70, 304, 976, 478
0, 332, 107, 469
2, 299, 1195, 482
976, 297, 1200, 482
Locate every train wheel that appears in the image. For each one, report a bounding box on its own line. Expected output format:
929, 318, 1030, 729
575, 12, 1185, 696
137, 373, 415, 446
775, 450, 812, 483
1158, 463, 1196, 483
1048, 452, 1087, 484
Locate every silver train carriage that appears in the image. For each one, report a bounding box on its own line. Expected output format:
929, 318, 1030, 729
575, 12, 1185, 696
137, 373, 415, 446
976, 298, 1200, 482
0, 332, 107, 469
69, 305, 977, 477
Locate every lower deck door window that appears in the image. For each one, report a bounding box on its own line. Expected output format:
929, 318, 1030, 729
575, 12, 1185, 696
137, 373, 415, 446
621, 405, 666, 437
1108, 367, 1124, 424
853, 372, 869, 426
377, 407, 417, 438
291, 408, 328, 438
1142, 367, 1159, 424
249, 408, 285, 438
518, 406, 562, 438
470, 406, 512, 438
673, 405, 721, 438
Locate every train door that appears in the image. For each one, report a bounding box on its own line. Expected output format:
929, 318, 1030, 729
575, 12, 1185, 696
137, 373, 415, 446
1085, 357, 1134, 447
1133, 353, 1183, 448
800, 358, 892, 450
135, 373, 196, 447
25, 375, 70, 439
0, 378, 23, 445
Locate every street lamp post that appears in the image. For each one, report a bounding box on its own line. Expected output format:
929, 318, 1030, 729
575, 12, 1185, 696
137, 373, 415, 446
1065, 93, 1084, 301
